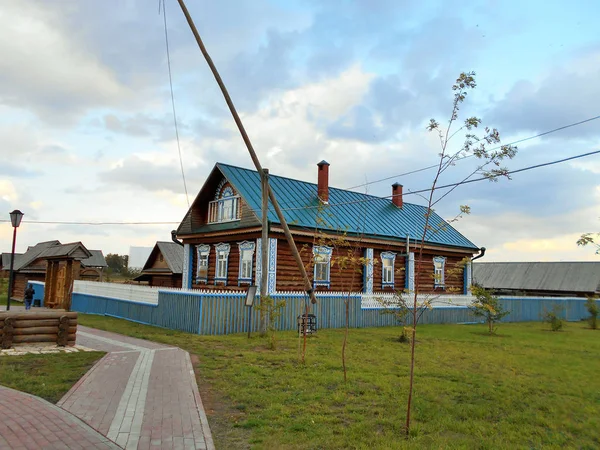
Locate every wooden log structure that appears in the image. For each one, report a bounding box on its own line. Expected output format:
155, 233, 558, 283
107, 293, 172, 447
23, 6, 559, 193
0, 311, 78, 348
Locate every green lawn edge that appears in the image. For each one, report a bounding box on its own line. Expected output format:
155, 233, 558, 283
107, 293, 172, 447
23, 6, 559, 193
77, 314, 600, 450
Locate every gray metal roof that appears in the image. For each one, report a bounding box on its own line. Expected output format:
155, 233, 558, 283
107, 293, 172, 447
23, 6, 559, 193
81, 250, 108, 268
473, 262, 600, 294
1, 252, 22, 271
12, 240, 60, 271
154, 242, 184, 274
38, 242, 91, 259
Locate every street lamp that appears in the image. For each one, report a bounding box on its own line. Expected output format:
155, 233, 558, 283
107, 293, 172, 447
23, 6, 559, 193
6, 210, 24, 311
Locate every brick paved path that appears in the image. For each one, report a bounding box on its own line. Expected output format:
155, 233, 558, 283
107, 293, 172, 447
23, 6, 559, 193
0, 385, 120, 449
58, 326, 214, 450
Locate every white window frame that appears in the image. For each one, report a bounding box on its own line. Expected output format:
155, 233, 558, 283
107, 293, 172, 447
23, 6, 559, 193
237, 241, 255, 285
195, 244, 210, 284
313, 246, 333, 288
214, 243, 231, 285
381, 251, 396, 288
433, 256, 446, 288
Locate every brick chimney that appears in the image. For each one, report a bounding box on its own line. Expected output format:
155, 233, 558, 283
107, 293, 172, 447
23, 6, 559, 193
392, 182, 403, 208
317, 160, 330, 203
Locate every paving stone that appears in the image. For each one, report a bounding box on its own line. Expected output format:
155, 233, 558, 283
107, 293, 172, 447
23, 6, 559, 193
0, 386, 121, 449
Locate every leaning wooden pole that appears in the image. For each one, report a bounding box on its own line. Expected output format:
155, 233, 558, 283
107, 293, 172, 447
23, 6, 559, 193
176, 0, 317, 304
260, 168, 270, 333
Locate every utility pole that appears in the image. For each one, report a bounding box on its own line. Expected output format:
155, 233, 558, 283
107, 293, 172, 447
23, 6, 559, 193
260, 168, 269, 333
175, 0, 317, 304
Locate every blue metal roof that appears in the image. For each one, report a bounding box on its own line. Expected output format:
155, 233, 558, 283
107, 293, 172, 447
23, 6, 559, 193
217, 163, 478, 250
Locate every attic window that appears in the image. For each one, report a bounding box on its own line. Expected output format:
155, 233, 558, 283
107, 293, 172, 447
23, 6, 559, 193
208, 184, 240, 223
159, 254, 164, 262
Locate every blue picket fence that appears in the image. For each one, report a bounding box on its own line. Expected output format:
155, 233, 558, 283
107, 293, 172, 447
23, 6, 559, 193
70, 289, 599, 336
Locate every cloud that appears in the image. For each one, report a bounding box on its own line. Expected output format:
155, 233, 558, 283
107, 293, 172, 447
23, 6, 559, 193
0, 2, 132, 124
98, 154, 209, 195
486, 46, 600, 139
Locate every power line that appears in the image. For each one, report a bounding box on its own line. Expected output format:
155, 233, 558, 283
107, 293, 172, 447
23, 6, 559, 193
345, 114, 600, 190
278, 149, 600, 212
161, 0, 190, 208
0, 221, 179, 226
7, 150, 599, 227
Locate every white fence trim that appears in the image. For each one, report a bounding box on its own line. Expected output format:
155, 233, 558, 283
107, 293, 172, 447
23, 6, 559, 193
360, 292, 473, 309
73, 281, 193, 305
72, 281, 476, 309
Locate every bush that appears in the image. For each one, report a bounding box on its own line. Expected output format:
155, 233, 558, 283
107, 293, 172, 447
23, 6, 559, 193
468, 285, 509, 334
543, 305, 564, 331
586, 297, 598, 330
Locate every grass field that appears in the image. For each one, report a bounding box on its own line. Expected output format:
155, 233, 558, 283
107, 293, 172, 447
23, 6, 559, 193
0, 351, 105, 403
77, 314, 599, 449
0, 278, 7, 306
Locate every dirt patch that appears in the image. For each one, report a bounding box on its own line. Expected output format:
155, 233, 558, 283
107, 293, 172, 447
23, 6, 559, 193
191, 353, 252, 449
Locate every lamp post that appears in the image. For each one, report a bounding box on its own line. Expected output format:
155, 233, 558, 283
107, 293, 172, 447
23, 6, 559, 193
6, 210, 24, 311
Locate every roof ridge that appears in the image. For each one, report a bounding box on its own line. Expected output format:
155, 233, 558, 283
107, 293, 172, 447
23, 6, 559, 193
216, 162, 420, 206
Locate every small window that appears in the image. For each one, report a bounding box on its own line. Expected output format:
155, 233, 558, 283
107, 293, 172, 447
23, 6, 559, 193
196, 245, 210, 283
214, 243, 231, 285
433, 256, 446, 288
159, 254, 164, 262
313, 246, 333, 288
237, 241, 256, 284
381, 252, 396, 288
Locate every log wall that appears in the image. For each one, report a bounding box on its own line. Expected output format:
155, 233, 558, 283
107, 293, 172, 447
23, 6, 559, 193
0, 311, 78, 348
372, 249, 407, 292
189, 233, 262, 291
276, 238, 364, 292
414, 250, 469, 294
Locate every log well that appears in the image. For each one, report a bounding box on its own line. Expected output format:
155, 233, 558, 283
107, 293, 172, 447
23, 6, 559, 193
0, 311, 78, 349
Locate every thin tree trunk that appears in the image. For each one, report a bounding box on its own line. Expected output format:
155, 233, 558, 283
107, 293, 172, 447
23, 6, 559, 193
342, 295, 349, 383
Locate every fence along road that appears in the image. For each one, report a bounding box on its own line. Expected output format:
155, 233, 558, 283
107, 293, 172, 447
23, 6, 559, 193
69, 281, 600, 336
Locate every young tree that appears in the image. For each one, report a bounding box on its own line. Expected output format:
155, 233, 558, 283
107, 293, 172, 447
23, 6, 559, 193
468, 285, 509, 334
586, 297, 598, 330
404, 71, 517, 436
577, 232, 600, 254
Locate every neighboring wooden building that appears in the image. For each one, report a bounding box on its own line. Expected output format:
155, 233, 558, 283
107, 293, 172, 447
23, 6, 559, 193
1, 252, 22, 279
133, 241, 184, 288
176, 162, 480, 295
473, 262, 600, 297
4, 240, 107, 300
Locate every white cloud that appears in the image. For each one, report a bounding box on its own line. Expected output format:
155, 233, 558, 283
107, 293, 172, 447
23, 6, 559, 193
0, 1, 131, 122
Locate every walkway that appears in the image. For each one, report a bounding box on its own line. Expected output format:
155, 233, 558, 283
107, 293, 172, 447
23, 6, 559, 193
58, 326, 214, 450
0, 385, 120, 449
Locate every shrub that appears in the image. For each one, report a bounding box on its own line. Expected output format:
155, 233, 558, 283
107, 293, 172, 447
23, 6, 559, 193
586, 297, 598, 330
468, 285, 509, 334
543, 305, 564, 331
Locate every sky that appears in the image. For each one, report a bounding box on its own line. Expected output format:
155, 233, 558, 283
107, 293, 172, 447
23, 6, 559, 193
1, 0, 599, 262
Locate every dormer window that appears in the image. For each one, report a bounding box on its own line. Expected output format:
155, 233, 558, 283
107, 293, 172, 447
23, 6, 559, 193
208, 182, 240, 223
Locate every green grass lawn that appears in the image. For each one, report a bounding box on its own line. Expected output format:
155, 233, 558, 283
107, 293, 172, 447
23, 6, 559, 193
0, 278, 7, 306
78, 314, 600, 449
0, 351, 105, 403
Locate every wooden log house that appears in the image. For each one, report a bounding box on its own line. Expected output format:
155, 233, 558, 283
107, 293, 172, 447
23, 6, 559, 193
133, 241, 184, 287
4, 241, 107, 303
176, 162, 481, 295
